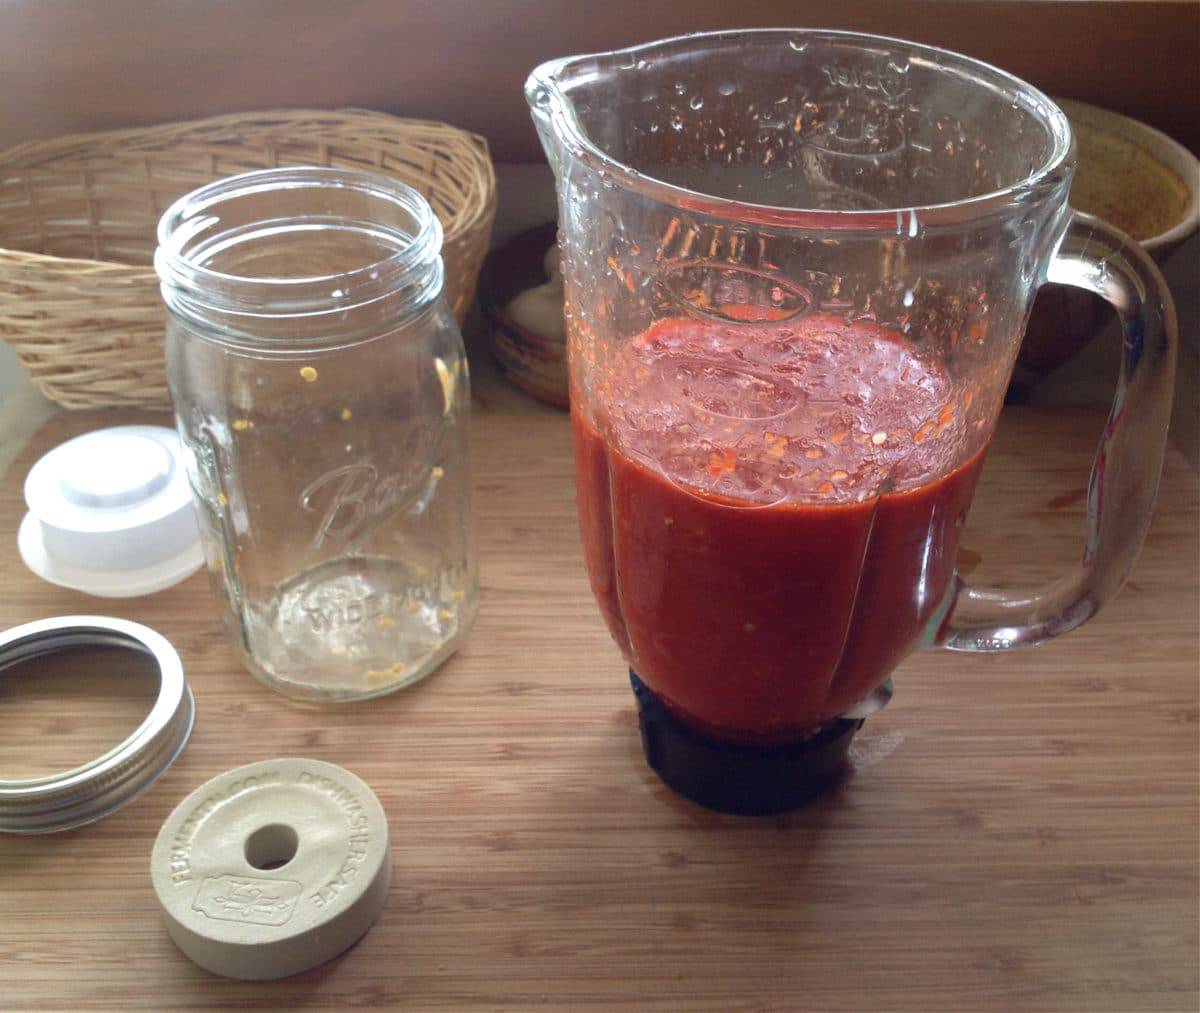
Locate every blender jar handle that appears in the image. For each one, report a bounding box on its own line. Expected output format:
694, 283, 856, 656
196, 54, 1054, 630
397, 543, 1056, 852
938, 211, 1177, 652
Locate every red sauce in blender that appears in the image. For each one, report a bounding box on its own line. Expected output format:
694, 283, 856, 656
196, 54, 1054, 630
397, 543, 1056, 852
573, 312, 987, 742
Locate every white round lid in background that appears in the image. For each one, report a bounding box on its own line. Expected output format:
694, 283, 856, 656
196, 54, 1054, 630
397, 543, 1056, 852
56, 431, 174, 509
151, 758, 391, 981
19, 425, 203, 597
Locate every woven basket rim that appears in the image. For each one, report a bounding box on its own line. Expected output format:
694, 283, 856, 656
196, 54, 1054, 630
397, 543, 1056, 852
0, 107, 497, 272
0, 106, 495, 168
0, 247, 155, 273
0, 107, 497, 410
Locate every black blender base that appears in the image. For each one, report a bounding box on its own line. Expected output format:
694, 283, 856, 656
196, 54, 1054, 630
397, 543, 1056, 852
630, 671, 863, 816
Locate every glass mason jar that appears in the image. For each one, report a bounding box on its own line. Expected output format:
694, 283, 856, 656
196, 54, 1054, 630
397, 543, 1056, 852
156, 168, 477, 702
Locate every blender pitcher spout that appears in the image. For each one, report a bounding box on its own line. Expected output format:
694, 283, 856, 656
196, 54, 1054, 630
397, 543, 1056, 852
525, 58, 574, 178
526, 40, 666, 182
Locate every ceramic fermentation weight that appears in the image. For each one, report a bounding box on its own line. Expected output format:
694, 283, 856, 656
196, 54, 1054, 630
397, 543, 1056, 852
151, 758, 391, 980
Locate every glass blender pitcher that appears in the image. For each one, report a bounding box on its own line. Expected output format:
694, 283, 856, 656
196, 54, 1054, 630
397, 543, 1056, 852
527, 30, 1176, 814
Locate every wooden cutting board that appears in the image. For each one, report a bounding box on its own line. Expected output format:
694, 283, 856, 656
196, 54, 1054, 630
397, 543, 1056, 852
1, 408, 1197, 1012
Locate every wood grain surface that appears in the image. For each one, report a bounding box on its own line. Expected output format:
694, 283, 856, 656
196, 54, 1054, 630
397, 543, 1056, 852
0, 408, 1196, 1012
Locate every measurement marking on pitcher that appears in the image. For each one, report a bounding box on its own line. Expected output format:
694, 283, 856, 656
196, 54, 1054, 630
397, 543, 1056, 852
819, 61, 909, 100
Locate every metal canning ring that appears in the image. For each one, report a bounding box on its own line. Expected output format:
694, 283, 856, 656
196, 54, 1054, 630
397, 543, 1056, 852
0, 616, 194, 834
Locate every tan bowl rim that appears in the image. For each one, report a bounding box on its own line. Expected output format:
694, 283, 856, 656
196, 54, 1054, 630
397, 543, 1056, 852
1055, 96, 1200, 250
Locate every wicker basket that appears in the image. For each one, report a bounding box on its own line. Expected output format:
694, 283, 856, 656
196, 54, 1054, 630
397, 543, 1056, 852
0, 109, 496, 409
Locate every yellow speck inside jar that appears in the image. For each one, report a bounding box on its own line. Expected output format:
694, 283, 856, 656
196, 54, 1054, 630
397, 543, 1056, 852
300, 366, 318, 383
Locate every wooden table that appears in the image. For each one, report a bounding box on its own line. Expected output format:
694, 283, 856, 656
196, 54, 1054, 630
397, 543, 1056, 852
1, 408, 1197, 1011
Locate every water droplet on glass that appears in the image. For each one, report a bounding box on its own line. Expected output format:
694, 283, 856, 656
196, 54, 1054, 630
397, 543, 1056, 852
689, 95, 704, 111
670, 114, 684, 132
635, 59, 649, 71
903, 288, 915, 308
674, 81, 687, 95
717, 81, 736, 96
788, 37, 808, 52
649, 122, 659, 133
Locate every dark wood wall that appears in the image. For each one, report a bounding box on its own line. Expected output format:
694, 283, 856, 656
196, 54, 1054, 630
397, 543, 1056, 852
1, 1, 1197, 159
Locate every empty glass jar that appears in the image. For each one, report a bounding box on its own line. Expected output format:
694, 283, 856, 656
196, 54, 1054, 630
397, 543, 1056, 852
156, 168, 476, 702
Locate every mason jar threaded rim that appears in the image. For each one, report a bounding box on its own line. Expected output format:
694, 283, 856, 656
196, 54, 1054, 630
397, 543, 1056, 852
155, 167, 444, 331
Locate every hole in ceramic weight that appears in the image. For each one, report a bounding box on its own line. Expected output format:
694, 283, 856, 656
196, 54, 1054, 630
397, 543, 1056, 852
244, 823, 299, 871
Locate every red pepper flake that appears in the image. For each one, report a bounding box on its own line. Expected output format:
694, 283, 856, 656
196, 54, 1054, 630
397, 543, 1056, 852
818, 481, 834, 494
804, 448, 823, 460
764, 433, 788, 458
830, 430, 847, 445
914, 421, 934, 442
658, 219, 679, 262
707, 448, 737, 477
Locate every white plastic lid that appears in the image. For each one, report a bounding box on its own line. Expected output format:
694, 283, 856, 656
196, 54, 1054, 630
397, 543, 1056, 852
18, 425, 204, 597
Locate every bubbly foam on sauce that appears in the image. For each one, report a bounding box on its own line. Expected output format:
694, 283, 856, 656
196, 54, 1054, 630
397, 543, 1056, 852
598, 314, 973, 504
